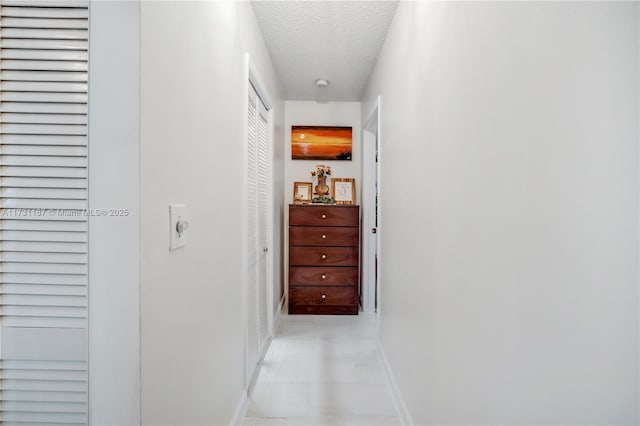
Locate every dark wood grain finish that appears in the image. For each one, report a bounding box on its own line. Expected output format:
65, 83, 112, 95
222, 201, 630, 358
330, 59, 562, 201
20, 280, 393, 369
290, 246, 358, 267
290, 226, 359, 247
289, 266, 358, 286
289, 287, 358, 306
289, 305, 359, 315
289, 205, 359, 227
288, 204, 360, 315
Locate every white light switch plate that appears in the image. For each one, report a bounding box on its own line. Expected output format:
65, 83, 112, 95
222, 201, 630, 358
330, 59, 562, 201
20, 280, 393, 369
169, 204, 187, 251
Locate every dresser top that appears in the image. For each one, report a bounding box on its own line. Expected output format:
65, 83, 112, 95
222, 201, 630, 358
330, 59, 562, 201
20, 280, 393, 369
289, 204, 359, 208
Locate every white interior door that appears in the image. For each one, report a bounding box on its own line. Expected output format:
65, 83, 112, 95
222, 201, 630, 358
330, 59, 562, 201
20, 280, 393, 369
362, 102, 380, 313
246, 82, 272, 385
256, 101, 270, 355
0, 2, 90, 424
246, 90, 260, 381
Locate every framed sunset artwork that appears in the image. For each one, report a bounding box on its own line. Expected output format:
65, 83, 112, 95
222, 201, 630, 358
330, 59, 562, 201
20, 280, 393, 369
291, 126, 352, 160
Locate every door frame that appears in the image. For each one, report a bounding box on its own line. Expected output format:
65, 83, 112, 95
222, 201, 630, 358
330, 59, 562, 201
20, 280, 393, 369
362, 97, 382, 316
242, 53, 275, 390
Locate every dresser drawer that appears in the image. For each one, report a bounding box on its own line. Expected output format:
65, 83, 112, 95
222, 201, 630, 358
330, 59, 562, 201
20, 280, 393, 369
290, 266, 358, 286
289, 205, 359, 227
290, 246, 358, 266
289, 286, 358, 307
289, 226, 359, 247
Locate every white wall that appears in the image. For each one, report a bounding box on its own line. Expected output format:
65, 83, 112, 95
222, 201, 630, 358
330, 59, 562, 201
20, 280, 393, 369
283, 101, 362, 302
88, 2, 141, 424
139, 2, 283, 424
363, 2, 639, 425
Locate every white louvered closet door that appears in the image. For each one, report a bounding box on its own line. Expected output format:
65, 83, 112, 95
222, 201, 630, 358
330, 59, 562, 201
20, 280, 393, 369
246, 82, 271, 384
256, 103, 269, 355
0, 1, 89, 425
246, 86, 259, 381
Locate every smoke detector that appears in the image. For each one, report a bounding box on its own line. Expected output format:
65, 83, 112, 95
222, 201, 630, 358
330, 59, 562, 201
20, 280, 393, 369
315, 79, 329, 88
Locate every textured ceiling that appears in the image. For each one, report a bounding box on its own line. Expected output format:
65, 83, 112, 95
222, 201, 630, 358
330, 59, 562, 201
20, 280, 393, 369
251, 1, 398, 101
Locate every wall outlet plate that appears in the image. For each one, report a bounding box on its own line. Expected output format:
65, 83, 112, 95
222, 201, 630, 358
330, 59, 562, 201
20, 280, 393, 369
169, 204, 187, 251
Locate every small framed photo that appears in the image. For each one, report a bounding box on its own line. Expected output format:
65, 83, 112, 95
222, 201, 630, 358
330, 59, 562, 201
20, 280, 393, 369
331, 178, 356, 205
293, 182, 313, 204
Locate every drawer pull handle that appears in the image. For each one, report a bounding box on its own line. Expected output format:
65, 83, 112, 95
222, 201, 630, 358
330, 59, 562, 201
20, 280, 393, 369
321, 274, 327, 279
321, 234, 327, 239
321, 294, 326, 299
321, 254, 327, 259
321, 214, 327, 219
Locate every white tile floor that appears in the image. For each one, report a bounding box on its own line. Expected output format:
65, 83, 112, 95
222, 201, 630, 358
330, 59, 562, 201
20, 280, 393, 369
242, 313, 402, 426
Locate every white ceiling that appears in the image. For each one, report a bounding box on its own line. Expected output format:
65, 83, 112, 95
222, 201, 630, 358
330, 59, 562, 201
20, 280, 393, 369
251, 1, 398, 101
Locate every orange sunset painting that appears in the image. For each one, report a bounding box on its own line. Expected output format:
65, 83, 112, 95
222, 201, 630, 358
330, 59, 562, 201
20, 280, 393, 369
292, 126, 352, 160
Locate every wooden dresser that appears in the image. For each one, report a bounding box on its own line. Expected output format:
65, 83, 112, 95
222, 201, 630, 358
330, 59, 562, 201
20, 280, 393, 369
288, 204, 360, 315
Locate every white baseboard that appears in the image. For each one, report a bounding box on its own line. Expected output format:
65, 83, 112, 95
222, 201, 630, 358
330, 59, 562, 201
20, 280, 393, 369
378, 340, 414, 426
229, 390, 249, 426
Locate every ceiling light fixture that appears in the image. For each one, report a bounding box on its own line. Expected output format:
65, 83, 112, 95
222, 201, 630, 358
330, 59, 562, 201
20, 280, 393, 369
315, 79, 329, 88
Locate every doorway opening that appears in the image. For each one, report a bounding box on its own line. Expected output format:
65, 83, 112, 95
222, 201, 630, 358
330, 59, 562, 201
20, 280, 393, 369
362, 97, 381, 315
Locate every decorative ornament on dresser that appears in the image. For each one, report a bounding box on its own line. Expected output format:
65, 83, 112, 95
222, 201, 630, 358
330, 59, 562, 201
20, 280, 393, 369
311, 164, 331, 197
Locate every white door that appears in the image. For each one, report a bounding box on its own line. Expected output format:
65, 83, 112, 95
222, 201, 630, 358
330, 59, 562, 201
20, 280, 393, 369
246, 82, 271, 384
256, 100, 270, 354
362, 103, 381, 313
0, 2, 90, 424
246, 89, 260, 382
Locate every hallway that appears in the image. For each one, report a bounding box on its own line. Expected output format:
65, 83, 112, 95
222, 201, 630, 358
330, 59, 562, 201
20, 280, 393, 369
0, 1, 635, 424
243, 314, 401, 426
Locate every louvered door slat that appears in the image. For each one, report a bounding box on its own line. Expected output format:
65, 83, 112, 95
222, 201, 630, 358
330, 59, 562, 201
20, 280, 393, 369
1, 166, 87, 178
3, 412, 86, 424
1, 38, 87, 50
2, 71, 87, 82
1, 28, 88, 40
0, 242, 87, 254
2, 252, 87, 264
2, 114, 88, 125
1, 6, 88, 19
1, 220, 87, 232
1, 2, 89, 424
2, 145, 87, 156
2, 81, 88, 93
1, 390, 86, 403
2, 400, 87, 413
2, 199, 86, 210
2, 4, 89, 19
1, 1, 88, 7
2, 187, 87, 199
2, 317, 83, 327
1, 49, 87, 61
1, 124, 87, 136
1, 17, 88, 29
1, 134, 87, 145
1, 284, 86, 296
3, 295, 86, 307
1, 262, 86, 274
1, 102, 87, 114
1, 360, 86, 370
2, 59, 87, 72
1, 272, 86, 285
1, 91, 87, 103
0, 230, 87, 242
1, 177, 87, 188
2, 378, 86, 392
